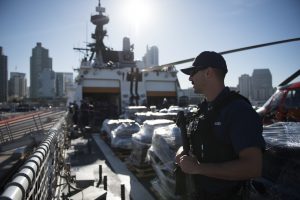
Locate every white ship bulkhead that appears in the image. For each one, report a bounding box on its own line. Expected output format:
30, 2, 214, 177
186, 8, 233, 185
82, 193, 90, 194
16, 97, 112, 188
143, 70, 179, 106
73, 65, 179, 114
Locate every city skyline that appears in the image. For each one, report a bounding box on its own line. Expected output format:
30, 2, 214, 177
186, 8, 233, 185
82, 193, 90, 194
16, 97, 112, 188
237, 69, 274, 105
2, 43, 277, 89
1, 0, 300, 89
1, 43, 74, 101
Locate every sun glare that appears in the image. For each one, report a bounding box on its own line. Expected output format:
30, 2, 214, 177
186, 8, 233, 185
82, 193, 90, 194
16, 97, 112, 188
124, 0, 151, 34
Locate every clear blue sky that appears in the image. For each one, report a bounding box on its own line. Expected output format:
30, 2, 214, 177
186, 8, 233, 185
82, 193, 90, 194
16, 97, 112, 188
1, 0, 300, 89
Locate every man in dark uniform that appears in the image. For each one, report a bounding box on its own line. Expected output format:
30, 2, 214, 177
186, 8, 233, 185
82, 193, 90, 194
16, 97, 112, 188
175, 51, 265, 199
80, 100, 89, 130
72, 101, 79, 125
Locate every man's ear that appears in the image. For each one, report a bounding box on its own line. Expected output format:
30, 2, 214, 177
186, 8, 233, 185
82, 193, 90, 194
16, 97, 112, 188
205, 67, 213, 78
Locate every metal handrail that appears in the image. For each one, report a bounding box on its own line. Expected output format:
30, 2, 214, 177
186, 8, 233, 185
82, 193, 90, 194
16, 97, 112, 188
0, 111, 65, 145
0, 115, 66, 200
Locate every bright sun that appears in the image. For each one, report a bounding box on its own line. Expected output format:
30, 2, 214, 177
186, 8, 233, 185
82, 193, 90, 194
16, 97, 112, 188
124, 0, 151, 33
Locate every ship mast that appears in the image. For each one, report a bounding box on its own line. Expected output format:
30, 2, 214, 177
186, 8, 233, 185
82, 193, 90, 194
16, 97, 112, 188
89, 0, 109, 67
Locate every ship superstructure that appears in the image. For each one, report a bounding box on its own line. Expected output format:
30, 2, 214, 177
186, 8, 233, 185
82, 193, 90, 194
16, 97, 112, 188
72, 0, 181, 116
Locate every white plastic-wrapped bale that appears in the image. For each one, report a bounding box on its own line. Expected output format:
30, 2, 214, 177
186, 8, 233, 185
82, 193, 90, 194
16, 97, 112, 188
134, 111, 177, 124
152, 112, 178, 121
124, 106, 148, 119
134, 111, 155, 124
134, 119, 175, 144
149, 124, 182, 167
159, 108, 168, 113
128, 119, 174, 167
167, 106, 186, 114
262, 122, 300, 199
148, 148, 180, 200
147, 124, 182, 198
100, 119, 135, 141
110, 121, 140, 150
101, 119, 118, 134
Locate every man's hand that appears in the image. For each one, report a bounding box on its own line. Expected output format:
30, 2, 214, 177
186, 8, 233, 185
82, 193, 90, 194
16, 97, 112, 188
178, 155, 201, 174
176, 146, 201, 174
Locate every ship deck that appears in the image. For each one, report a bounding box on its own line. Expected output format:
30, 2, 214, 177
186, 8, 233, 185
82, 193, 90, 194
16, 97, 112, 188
58, 133, 156, 200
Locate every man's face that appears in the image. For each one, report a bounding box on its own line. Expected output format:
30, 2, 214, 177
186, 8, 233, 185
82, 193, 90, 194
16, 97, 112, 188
189, 68, 207, 94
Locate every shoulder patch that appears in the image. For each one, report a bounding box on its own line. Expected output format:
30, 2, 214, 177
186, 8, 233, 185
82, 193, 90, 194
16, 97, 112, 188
214, 121, 222, 126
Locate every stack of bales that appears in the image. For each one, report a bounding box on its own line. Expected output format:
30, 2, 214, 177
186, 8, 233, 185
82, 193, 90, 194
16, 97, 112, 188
123, 106, 148, 119
101, 119, 140, 149
128, 119, 174, 167
134, 112, 177, 124
147, 124, 182, 200
101, 119, 135, 134
133, 106, 193, 124
110, 122, 140, 149
261, 122, 300, 199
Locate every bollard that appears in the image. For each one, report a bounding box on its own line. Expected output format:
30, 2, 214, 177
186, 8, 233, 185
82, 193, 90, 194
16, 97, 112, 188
96, 165, 102, 187
103, 176, 107, 190
121, 184, 125, 200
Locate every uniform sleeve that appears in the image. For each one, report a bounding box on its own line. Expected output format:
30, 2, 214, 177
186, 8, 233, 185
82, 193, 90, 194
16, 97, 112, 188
226, 100, 265, 153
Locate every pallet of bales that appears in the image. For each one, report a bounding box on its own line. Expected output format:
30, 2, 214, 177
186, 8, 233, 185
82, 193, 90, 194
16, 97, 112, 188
147, 124, 182, 200
152, 112, 178, 122
134, 111, 178, 124
259, 122, 300, 199
112, 148, 132, 161
127, 119, 174, 168
123, 106, 148, 119
125, 160, 156, 178
132, 106, 190, 125
100, 119, 135, 143
110, 121, 140, 150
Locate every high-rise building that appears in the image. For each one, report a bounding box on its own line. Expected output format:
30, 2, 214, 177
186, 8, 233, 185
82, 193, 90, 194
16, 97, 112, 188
8, 72, 27, 100
238, 74, 252, 99
64, 73, 74, 91
56, 72, 73, 97
30, 42, 53, 98
251, 69, 274, 103
37, 68, 56, 98
0, 47, 8, 102
142, 45, 159, 67
56, 72, 65, 97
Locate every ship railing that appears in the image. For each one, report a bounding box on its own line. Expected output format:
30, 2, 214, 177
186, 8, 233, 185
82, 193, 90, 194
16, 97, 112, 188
0, 109, 66, 145
0, 115, 67, 200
